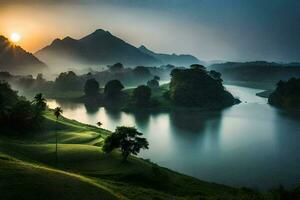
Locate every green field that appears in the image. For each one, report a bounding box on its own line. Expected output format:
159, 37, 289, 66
0, 110, 298, 200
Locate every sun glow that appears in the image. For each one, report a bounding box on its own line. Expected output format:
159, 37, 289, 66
10, 32, 21, 43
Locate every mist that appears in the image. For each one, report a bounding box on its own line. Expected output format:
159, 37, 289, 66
1, 0, 299, 63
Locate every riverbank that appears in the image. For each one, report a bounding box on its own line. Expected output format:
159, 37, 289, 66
0, 110, 268, 199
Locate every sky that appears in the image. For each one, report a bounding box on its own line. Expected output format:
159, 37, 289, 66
0, 0, 299, 62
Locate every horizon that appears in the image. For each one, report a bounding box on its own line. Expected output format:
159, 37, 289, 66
1, 0, 300, 63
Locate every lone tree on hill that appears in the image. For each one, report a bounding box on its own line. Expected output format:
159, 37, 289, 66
54, 107, 63, 166
102, 126, 149, 162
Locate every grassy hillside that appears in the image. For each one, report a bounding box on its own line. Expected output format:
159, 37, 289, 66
0, 110, 285, 200
0, 153, 120, 200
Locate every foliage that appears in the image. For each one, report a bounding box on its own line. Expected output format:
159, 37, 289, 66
103, 126, 149, 161
147, 78, 159, 89
132, 85, 152, 106
133, 66, 152, 80
209, 70, 223, 82
55, 71, 82, 91
54, 107, 63, 119
32, 93, 47, 122
97, 121, 103, 127
0, 82, 45, 132
104, 80, 124, 99
0, 81, 19, 117
268, 78, 300, 109
107, 63, 124, 73
169, 65, 236, 107
32, 93, 47, 110
84, 78, 100, 97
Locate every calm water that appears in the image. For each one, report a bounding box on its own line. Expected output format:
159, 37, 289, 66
47, 85, 300, 189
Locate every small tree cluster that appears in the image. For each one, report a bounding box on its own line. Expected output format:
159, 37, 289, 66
102, 126, 149, 161
132, 85, 152, 106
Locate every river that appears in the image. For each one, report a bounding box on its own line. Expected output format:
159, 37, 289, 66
47, 85, 300, 189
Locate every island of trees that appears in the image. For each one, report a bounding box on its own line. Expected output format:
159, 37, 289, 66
268, 78, 300, 109
81, 64, 239, 111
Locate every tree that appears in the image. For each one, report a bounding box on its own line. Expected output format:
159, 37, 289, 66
147, 78, 159, 89
55, 71, 81, 91
268, 78, 300, 109
107, 63, 124, 73
190, 64, 206, 70
133, 66, 152, 79
97, 121, 103, 127
153, 76, 160, 81
32, 93, 47, 125
104, 80, 124, 99
32, 93, 47, 111
84, 78, 100, 97
102, 126, 149, 162
0, 81, 18, 117
54, 107, 63, 166
169, 66, 235, 107
209, 70, 223, 82
132, 85, 151, 106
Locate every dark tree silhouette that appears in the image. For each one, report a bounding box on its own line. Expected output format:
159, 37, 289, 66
269, 78, 300, 109
132, 85, 151, 106
32, 93, 47, 110
107, 63, 124, 73
153, 76, 160, 81
104, 80, 124, 99
54, 107, 63, 166
97, 121, 103, 127
102, 126, 149, 162
84, 78, 100, 97
0, 82, 44, 132
55, 71, 82, 91
147, 78, 159, 89
209, 70, 223, 82
169, 66, 236, 107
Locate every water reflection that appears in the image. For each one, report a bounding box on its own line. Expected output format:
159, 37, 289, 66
47, 85, 300, 189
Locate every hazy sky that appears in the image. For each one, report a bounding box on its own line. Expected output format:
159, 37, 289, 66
0, 0, 299, 62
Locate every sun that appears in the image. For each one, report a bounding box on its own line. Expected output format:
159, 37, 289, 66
10, 32, 21, 43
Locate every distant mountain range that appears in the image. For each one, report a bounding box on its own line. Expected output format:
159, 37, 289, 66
35, 29, 200, 69
209, 61, 300, 89
138, 45, 200, 66
0, 36, 47, 75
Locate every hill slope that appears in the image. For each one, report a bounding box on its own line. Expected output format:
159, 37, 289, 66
0, 111, 263, 200
0, 36, 47, 74
35, 29, 161, 69
0, 153, 120, 200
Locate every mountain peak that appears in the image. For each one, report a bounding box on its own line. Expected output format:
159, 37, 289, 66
51, 38, 62, 45
0, 35, 47, 74
93, 29, 111, 36
139, 45, 201, 66
63, 36, 76, 41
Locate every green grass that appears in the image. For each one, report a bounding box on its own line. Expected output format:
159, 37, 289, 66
0, 110, 294, 200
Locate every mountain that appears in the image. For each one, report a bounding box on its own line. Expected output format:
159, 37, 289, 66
35, 29, 161, 69
0, 36, 47, 74
209, 61, 300, 89
139, 45, 201, 66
